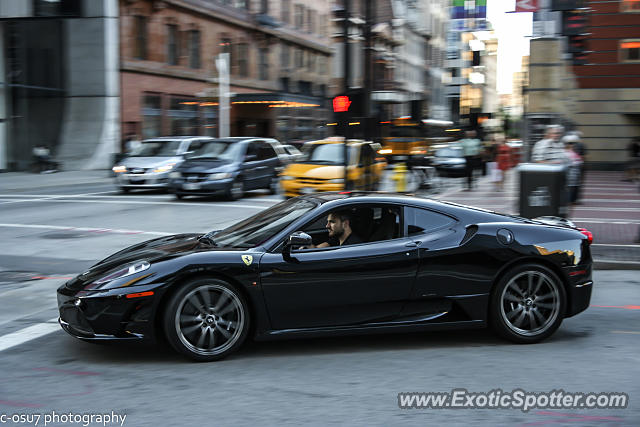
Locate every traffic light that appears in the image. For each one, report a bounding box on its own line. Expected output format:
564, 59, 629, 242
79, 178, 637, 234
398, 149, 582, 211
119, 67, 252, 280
560, 7, 590, 65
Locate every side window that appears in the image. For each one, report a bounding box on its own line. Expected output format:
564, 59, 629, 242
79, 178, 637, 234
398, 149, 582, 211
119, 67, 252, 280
405, 207, 455, 236
259, 141, 277, 160
186, 140, 203, 152
245, 142, 259, 160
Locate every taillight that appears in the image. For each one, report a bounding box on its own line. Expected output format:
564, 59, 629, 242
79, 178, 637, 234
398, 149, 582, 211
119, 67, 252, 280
578, 228, 593, 244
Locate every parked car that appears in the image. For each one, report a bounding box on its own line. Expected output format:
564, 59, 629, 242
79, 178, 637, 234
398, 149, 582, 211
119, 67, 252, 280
112, 137, 213, 193
279, 139, 387, 198
168, 137, 282, 200
57, 192, 594, 361
431, 145, 467, 177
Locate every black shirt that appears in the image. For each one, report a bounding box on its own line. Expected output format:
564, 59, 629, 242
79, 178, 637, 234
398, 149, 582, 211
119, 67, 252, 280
328, 232, 363, 247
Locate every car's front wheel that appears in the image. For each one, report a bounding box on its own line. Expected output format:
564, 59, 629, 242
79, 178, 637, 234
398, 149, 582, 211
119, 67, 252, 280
268, 175, 280, 195
490, 264, 566, 344
226, 179, 244, 201
163, 278, 250, 361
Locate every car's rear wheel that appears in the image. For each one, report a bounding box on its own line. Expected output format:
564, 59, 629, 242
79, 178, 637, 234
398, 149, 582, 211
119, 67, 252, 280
119, 187, 130, 194
490, 264, 566, 344
163, 278, 250, 361
175, 193, 184, 200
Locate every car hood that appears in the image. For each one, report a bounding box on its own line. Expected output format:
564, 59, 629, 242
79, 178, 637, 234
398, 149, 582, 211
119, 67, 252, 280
178, 158, 235, 173
120, 156, 182, 169
65, 233, 205, 290
283, 163, 347, 179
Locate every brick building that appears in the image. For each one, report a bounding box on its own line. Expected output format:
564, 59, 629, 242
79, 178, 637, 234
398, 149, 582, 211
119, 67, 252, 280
120, 0, 332, 148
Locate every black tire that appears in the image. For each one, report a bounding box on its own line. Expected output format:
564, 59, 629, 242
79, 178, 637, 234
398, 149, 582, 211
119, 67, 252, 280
163, 277, 250, 362
119, 187, 130, 194
268, 175, 279, 195
489, 263, 566, 344
226, 178, 244, 201
175, 193, 184, 200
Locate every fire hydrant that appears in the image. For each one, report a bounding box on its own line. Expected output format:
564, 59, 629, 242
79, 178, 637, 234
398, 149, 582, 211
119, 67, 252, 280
391, 163, 407, 192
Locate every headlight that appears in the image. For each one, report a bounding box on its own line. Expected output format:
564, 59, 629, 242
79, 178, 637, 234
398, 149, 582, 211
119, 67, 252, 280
379, 149, 392, 155
328, 178, 344, 183
280, 175, 295, 181
153, 164, 174, 173
94, 261, 151, 286
169, 171, 181, 179
112, 165, 127, 173
209, 172, 232, 180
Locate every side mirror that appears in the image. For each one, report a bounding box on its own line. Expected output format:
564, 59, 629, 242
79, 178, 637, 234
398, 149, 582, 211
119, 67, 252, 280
244, 154, 257, 162
283, 231, 312, 263
288, 231, 312, 247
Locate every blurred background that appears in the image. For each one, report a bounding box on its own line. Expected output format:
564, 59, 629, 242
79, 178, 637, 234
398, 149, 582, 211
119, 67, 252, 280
0, 0, 637, 172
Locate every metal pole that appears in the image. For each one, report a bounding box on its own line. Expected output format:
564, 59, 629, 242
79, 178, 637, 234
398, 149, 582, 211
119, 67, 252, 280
215, 53, 230, 138
343, 0, 351, 190
363, 0, 373, 142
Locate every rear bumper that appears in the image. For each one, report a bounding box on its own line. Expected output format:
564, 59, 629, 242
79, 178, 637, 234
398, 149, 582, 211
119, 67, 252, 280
565, 279, 593, 318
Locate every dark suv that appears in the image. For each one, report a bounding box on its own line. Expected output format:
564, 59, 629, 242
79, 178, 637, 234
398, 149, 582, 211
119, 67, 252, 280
168, 137, 283, 200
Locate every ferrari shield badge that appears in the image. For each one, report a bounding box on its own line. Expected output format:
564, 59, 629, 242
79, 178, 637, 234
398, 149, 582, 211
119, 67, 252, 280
242, 255, 253, 266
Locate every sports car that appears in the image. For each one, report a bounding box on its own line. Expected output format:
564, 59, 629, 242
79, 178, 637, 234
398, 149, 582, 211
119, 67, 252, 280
57, 192, 593, 361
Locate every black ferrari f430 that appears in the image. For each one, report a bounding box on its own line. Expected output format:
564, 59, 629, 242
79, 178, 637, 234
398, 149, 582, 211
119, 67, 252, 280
57, 193, 593, 361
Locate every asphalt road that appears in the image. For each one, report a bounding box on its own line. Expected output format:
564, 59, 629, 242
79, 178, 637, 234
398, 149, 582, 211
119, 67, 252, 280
0, 182, 638, 426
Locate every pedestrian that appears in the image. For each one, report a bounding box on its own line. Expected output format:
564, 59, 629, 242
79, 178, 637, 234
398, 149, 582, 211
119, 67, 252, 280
495, 135, 512, 191
623, 137, 640, 182
563, 133, 587, 203
564, 141, 583, 206
32, 144, 57, 173
125, 133, 141, 154
458, 129, 482, 190
532, 125, 565, 163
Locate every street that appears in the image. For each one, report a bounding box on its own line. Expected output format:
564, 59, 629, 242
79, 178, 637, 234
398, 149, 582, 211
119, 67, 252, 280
0, 177, 638, 426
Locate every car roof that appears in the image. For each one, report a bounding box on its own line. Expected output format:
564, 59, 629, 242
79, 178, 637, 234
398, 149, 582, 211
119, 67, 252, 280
141, 136, 212, 141
297, 192, 524, 223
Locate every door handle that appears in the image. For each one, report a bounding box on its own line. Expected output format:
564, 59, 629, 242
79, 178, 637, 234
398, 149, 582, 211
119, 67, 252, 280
404, 242, 418, 248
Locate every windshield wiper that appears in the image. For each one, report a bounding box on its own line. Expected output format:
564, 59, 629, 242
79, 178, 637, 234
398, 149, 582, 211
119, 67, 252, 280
198, 233, 218, 247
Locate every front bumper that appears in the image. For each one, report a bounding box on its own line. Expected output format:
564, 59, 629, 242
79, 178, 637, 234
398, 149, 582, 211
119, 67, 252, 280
168, 178, 233, 196
280, 180, 343, 198
57, 283, 161, 341
115, 172, 170, 189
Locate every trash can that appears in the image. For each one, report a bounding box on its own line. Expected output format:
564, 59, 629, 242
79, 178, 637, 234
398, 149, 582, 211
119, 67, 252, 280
518, 163, 568, 218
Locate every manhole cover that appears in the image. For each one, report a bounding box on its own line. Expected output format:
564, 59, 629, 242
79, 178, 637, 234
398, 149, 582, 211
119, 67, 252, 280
41, 231, 92, 239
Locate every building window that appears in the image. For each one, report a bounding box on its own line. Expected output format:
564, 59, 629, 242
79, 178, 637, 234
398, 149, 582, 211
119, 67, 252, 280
620, 39, 640, 62
307, 51, 314, 72
307, 9, 314, 33
621, 0, 640, 12
294, 47, 303, 69
134, 16, 147, 60
237, 43, 249, 77
260, 0, 269, 14
189, 30, 200, 69
142, 94, 162, 138
234, 0, 248, 9
294, 4, 303, 29
169, 97, 199, 136
281, 43, 290, 70
281, 0, 290, 24
259, 48, 269, 80
167, 24, 179, 65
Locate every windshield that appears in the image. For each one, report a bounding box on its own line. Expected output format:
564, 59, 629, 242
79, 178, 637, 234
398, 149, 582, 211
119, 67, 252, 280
131, 140, 182, 157
436, 147, 463, 158
205, 198, 319, 248
302, 143, 358, 165
187, 141, 243, 161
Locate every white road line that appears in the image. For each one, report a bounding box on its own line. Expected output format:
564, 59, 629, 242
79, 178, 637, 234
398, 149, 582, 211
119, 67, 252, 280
0, 223, 173, 236
0, 197, 272, 209
573, 207, 638, 212
0, 318, 60, 352
592, 243, 640, 248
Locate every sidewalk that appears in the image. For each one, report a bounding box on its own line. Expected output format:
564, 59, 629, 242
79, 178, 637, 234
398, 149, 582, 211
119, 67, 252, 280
0, 170, 113, 192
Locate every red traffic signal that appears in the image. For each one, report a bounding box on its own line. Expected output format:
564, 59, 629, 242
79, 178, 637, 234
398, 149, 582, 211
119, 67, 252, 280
333, 96, 351, 113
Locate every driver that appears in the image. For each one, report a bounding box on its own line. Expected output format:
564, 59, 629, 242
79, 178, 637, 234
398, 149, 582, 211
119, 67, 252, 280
312, 210, 363, 248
